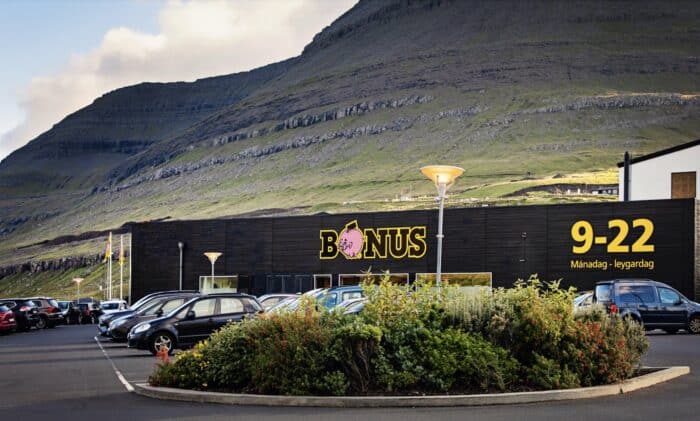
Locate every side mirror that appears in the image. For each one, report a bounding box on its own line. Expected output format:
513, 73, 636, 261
675, 299, 683, 306
185, 310, 196, 320
155, 309, 163, 317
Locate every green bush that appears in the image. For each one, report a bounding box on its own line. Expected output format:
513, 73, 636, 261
150, 275, 648, 395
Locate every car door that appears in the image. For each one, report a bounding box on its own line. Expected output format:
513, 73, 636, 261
212, 297, 249, 331
175, 298, 217, 346
657, 287, 687, 326
617, 284, 660, 324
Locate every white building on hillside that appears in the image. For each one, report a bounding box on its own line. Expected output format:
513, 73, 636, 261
618, 139, 700, 201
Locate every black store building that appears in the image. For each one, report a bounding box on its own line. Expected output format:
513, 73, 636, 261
131, 199, 699, 301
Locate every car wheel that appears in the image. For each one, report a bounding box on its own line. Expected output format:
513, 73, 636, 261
149, 332, 175, 355
663, 328, 678, 334
688, 316, 700, 334
36, 316, 47, 329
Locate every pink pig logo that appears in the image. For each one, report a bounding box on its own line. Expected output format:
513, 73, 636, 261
338, 220, 364, 259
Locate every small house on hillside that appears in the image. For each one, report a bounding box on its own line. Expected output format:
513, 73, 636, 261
618, 139, 700, 201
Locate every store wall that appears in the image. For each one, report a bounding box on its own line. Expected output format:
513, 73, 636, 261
131, 199, 696, 300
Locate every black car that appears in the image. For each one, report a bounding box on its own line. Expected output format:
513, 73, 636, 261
128, 293, 262, 355
594, 279, 700, 334
0, 299, 39, 331
57, 301, 81, 324
97, 290, 199, 336
108, 294, 198, 342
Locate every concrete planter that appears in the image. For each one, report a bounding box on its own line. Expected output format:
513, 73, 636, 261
133, 366, 689, 407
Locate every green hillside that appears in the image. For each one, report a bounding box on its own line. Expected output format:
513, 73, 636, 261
1, 0, 699, 296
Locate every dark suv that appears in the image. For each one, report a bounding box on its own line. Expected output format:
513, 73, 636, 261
128, 293, 262, 355
594, 279, 700, 334
27, 297, 64, 328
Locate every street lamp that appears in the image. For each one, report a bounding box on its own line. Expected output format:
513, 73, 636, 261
178, 241, 185, 290
73, 277, 84, 302
420, 165, 464, 290
204, 252, 222, 283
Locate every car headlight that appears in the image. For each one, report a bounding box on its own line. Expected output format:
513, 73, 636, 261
132, 323, 151, 334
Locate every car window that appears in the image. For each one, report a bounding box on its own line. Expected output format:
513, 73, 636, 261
319, 292, 337, 307
32, 300, 43, 307
0, 305, 9, 312
658, 288, 681, 305
219, 298, 244, 314
160, 299, 185, 314
342, 292, 362, 302
48, 299, 59, 308
102, 303, 119, 310
191, 299, 216, 318
58, 302, 68, 310
617, 285, 656, 304
595, 284, 612, 302
141, 300, 164, 316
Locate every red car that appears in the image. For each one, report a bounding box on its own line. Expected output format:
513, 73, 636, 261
0, 303, 17, 333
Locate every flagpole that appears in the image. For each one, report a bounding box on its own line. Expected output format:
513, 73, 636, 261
119, 234, 124, 300
108, 232, 113, 300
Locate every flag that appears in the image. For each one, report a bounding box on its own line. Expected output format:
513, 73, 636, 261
102, 232, 112, 263
118, 235, 125, 267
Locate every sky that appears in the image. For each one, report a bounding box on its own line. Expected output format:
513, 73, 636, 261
0, 0, 357, 161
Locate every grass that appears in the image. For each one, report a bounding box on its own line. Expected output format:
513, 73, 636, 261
0, 262, 130, 301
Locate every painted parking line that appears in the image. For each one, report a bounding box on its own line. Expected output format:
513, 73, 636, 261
94, 336, 134, 392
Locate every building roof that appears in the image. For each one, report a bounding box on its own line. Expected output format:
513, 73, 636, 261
617, 138, 700, 167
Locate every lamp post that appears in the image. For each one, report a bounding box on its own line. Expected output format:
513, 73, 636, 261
420, 165, 464, 290
178, 241, 185, 290
204, 252, 222, 284
73, 277, 84, 302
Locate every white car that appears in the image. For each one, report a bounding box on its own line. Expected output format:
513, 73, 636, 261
99, 300, 129, 315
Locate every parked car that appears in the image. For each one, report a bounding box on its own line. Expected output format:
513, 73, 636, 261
108, 294, 197, 342
57, 301, 81, 324
268, 288, 327, 313
0, 304, 17, 333
75, 302, 102, 324
99, 300, 128, 315
128, 293, 263, 355
317, 286, 364, 309
0, 299, 39, 331
98, 290, 199, 336
27, 297, 64, 328
339, 297, 368, 315
573, 291, 594, 314
594, 279, 700, 334
257, 293, 298, 310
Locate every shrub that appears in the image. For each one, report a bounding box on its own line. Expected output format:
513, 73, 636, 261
150, 276, 648, 395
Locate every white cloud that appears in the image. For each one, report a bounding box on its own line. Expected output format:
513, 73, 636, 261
0, 0, 356, 160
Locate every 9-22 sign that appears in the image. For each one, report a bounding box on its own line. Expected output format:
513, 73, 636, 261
571, 218, 655, 254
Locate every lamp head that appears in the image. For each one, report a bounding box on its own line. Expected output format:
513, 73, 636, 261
420, 165, 464, 190
73, 277, 84, 284
204, 252, 222, 264
178, 241, 184, 250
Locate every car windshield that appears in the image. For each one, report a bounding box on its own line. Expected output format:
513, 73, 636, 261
0, 305, 9, 312
595, 284, 612, 302
48, 299, 59, 308
101, 303, 120, 310
57, 302, 69, 310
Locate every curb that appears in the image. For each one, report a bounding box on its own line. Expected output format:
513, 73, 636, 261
133, 366, 689, 408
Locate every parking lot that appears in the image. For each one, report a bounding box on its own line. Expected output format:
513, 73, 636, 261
0, 324, 698, 420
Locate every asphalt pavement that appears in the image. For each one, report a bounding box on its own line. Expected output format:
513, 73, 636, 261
0, 324, 698, 420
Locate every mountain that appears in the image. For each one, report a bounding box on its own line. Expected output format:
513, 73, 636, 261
1, 0, 699, 266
